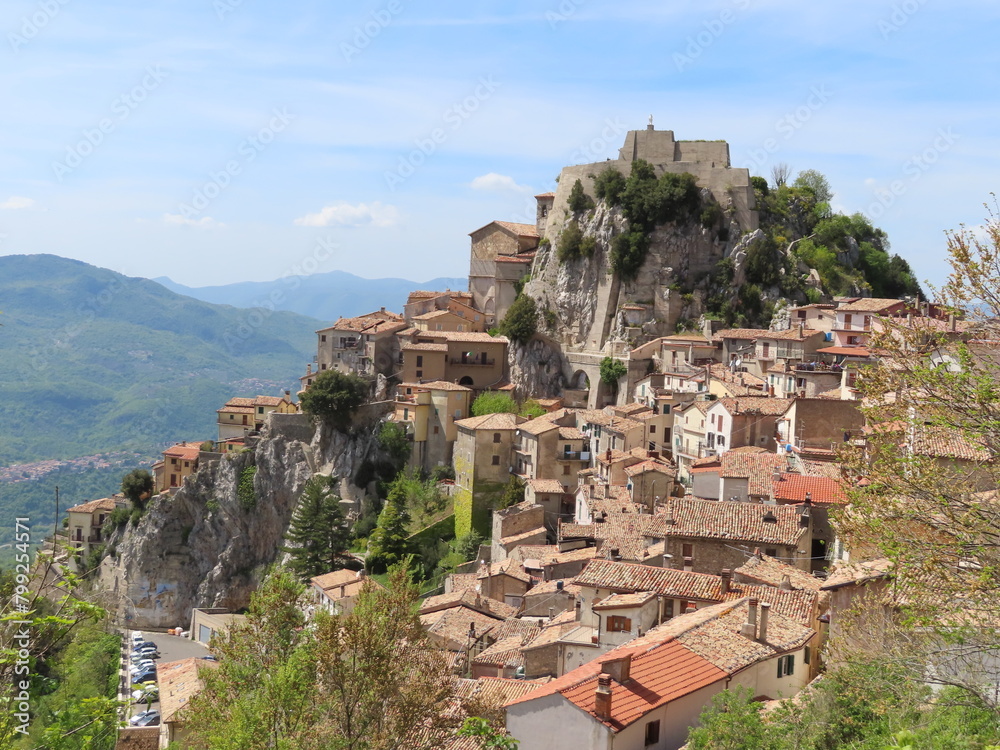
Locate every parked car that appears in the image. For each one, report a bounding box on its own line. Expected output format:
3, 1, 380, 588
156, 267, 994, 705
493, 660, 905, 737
131, 687, 159, 703
131, 631, 144, 645
200, 655, 218, 661
136, 641, 158, 650
129, 710, 161, 727
132, 647, 160, 659
132, 670, 156, 685
129, 661, 155, 676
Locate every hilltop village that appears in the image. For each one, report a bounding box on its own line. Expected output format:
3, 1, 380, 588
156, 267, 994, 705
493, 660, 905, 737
59, 127, 987, 749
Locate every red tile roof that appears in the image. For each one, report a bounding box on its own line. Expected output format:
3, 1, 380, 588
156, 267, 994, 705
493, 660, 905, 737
837, 297, 905, 313
772, 474, 848, 504
714, 397, 792, 417
455, 413, 519, 431
67, 496, 118, 514
650, 498, 807, 547
163, 442, 202, 461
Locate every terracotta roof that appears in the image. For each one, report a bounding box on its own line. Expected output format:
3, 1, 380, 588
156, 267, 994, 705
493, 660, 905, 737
321, 311, 406, 335
67, 496, 118, 514
446, 573, 479, 594
115, 727, 160, 750
837, 297, 905, 313
580, 410, 643, 433
911, 426, 991, 462
163, 442, 202, 461
478, 559, 531, 584
772, 474, 848, 504
411, 309, 456, 320
734, 553, 824, 592
815, 346, 872, 357
252, 396, 288, 407
718, 451, 787, 497
757, 328, 822, 341
158, 657, 217, 723
473, 635, 529, 668
495, 221, 540, 238
624, 460, 675, 478
714, 397, 792, 417
311, 570, 377, 601
526, 478, 567, 494
534, 192, 556, 199
419, 589, 518, 621
820, 558, 893, 590
593, 591, 657, 610
558, 426, 587, 440
402, 343, 449, 352
715, 328, 772, 340
649, 498, 808, 547
455, 413, 519, 430
217, 405, 255, 415
495, 254, 535, 264
421, 607, 499, 646
454, 676, 544, 710
524, 579, 582, 597
408, 329, 509, 344
560, 514, 662, 562
516, 416, 561, 436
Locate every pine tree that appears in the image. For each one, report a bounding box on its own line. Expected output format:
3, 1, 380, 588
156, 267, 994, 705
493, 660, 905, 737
283, 475, 351, 581
365, 498, 410, 574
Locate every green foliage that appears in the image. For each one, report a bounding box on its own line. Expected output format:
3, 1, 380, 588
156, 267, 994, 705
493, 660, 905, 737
700, 202, 723, 229
200, 440, 215, 452
793, 168, 833, 203
455, 530, 484, 560
600, 356, 627, 390
129, 507, 144, 525
621, 161, 701, 231
495, 475, 525, 511
107, 506, 130, 530
299, 369, 368, 430
205, 498, 220, 513
458, 717, 520, 749
745, 233, 784, 288
567, 178, 595, 213
472, 391, 518, 417
366, 498, 411, 574
498, 294, 537, 345
519, 399, 546, 419
751, 175, 770, 195
558, 221, 594, 262
385, 470, 450, 530
283, 475, 352, 581
610, 229, 651, 281
237, 465, 257, 511
594, 167, 627, 205
378, 421, 412, 469
121, 468, 154, 508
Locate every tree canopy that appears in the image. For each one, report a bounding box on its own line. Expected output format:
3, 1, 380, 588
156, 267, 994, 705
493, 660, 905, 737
283, 474, 352, 581
498, 294, 537, 345
299, 369, 368, 430
471, 391, 518, 417
121, 468, 154, 507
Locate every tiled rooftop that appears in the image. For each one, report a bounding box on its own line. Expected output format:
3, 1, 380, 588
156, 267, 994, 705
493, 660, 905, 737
67, 496, 118, 514
772, 474, 848, 504
648, 498, 808, 547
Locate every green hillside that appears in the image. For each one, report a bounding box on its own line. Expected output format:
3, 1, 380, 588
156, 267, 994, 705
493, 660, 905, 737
0, 254, 321, 465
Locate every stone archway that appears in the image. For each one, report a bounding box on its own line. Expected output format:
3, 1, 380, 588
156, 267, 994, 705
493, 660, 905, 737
459, 376, 474, 387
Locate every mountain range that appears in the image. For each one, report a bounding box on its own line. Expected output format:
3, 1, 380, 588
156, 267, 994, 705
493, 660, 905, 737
153, 270, 468, 322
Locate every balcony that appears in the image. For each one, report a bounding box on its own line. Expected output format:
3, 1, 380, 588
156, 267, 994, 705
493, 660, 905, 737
449, 358, 496, 367
556, 451, 591, 461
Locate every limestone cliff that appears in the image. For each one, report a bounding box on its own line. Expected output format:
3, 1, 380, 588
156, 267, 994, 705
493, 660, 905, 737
100, 410, 386, 628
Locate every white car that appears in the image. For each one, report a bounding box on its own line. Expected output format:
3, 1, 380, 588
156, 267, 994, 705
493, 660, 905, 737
129, 660, 155, 675
131, 631, 144, 646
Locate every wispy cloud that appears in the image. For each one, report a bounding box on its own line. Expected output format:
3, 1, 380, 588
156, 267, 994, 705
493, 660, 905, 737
162, 213, 224, 229
293, 201, 399, 228
0, 196, 35, 210
469, 173, 532, 194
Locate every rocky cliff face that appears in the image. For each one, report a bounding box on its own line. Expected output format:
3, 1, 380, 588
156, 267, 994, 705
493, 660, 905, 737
101, 411, 386, 629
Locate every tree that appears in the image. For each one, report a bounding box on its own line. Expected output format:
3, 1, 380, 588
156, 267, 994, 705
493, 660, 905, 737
567, 178, 595, 213
793, 168, 833, 203
299, 369, 368, 430
283, 474, 352, 581
840, 201, 1000, 710
185, 570, 321, 750
599, 356, 627, 401
121, 468, 154, 508
458, 717, 519, 749
771, 162, 791, 187
750, 175, 770, 195
378, 421, 412, 469
519, 399, 546, 418
365, 497, 411, 573
495, 475, 525, 511
594, 167, 627, 205
498, 294, 537, 345
471, 391, 518, 416
311, 567, 459, 749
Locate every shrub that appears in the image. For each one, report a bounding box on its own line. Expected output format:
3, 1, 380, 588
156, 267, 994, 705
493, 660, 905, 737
594, 167, 627, 204
200, 441, 215, 452
471, 391, 518, 416
129, 508, 144, 526
750, 175, 770, 195
299, 370, 369, 430
567, 179, 595, 213
205, 498, 220, 513
700, 202, 722, 229
121, 469, 155, 509
238, 466, 257, 511
378, 421, 411, 468
108, 507, 130, 530
498, 294, 537, 344
610, 230, 650, 281
558, 221, 584, 262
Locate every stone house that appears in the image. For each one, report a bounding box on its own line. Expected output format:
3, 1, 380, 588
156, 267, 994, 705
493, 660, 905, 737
779, 397, 864, 458
398, 329, 509, 390
217, 394, 297, 441
521, 579, 581, 618
514, 413, 590, 492
579, 409, 645, 458
476, 559, 533, 610
490, 501, 547, 564
309, 569, 379, 617
689, 447, 785, 503
453, 411, 521, 537
524, 479, 576, 534
505, 598, 816, 750
625, 458, 678, 511
402, 290, 476, 322
704, 396, 792, 456
66, 496, 123, 559
411, 309, 485, 333
313, 308, 407, 378
392, 380, 473, 473
831, 297, 910, 348
671, 400, 712, 482
158, 658, 218, 749
786, 303, 837, 333
153, 442, 202, 494
468, 220, 540, 326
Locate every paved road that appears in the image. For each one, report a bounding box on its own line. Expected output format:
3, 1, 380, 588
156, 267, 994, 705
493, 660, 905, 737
123, 629, 211, 724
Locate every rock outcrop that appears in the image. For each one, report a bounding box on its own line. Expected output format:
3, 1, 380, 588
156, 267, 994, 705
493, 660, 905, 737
101, 410, 386, 628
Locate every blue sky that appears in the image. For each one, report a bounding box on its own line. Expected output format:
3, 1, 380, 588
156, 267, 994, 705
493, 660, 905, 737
0, 0, 997, 289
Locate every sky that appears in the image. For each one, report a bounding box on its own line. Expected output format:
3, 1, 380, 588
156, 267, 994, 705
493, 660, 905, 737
1, 0, 998, 289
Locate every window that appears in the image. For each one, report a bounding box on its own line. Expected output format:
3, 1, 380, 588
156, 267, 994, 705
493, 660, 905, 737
492, 455, 500, 466
493, 433, 501, 443
563, 465, 570, 475
765, 548, 777, 557
433, 426, 439, 434
650, 424, 656, 434
796, 310, 806, 319
416, 355, 423, 367
847, 335, 860, 345
416, 370, 423, 378
762, 342, 770, 358
804, 646, 811, 665
644, 720, 660, 745
682, 543, 693, 558
257, 406, 264, 414
320, 334, 327, 342
777, 654, 795, 678
607, 615, 632, 632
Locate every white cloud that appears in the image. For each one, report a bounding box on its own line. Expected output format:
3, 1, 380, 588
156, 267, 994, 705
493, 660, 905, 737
293, 201, 399, 228
469, 173, 532, 194
162, 213, 224, 228
0, 196, 35, 210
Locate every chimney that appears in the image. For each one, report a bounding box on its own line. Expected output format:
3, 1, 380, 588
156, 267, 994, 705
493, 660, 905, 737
684, 602, 697, 614
779, 574, 793, 591
469, 622, 477, 640
758, 602, 771, 642
799, 504, 811, 528
741, 598, 759, 638
549, 606, 556, 620
556, 580, 564, 591
284, 389, 291, 397
600, 655, 632, 683
798, 323, 804, 338
720, 569, 731, 595
594, 674, 613, 720
306, 363, 312, 375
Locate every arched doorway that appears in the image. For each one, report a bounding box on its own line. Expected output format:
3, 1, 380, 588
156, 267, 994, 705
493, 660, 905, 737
459, 376, 474, 387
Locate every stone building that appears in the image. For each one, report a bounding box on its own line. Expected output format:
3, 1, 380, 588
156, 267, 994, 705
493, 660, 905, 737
468, 220, 540, 326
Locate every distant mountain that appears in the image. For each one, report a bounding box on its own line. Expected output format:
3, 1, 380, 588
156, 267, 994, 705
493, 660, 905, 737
152, 270, 468, 322
0, 254, 324, 466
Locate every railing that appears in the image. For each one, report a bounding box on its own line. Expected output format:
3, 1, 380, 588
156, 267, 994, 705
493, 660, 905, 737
449, 358, 496, 367
794, 362, 843, 372
556, 451, 591, 461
